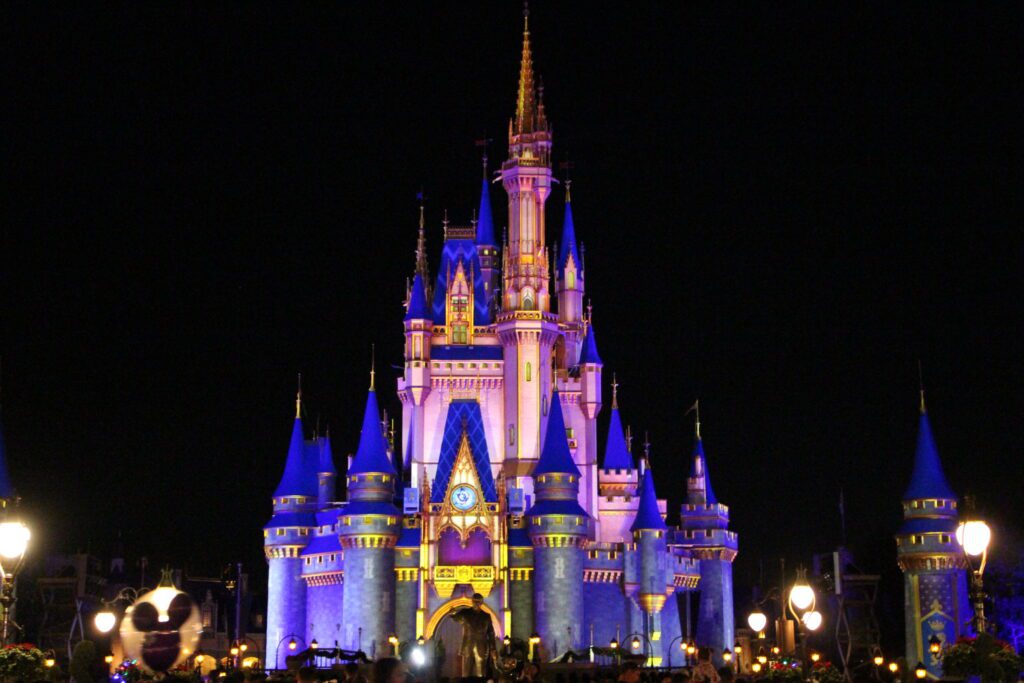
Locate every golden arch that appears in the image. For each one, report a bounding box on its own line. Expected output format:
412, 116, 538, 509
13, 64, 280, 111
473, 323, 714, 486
425, 597, 503, 639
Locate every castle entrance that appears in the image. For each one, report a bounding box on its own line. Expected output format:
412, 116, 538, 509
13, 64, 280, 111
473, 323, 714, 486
426, 597, 503, 680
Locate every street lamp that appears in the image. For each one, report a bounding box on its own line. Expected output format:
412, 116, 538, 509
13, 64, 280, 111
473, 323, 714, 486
914, 662, 927, 679
888, 661, 899, 674
957, 508, 992, 633
751, 662, 762, 674
872, 648, 884, 667
810, 652, 820, 663
0, 518, 31, 646
928, 635, 941, 655
388, 634, 399, 656
747, 610, 768, 635
801, 611, 822, 631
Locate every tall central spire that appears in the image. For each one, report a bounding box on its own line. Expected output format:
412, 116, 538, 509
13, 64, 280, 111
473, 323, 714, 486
515, 6, 537, 136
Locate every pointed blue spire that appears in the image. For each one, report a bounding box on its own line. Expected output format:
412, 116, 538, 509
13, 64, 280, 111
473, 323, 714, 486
603, 382, 633, 470
690, 438, 718, 505
317, 434, 335, 476
405, 272, 430, 321
533, 390, 581, 477
631, 464, 667, 531
578, 322, 602, 365
903, 408, 956, 501
348, 387, 397, 476
274, 414, 317, 498
557, 197, 580, 279
0, 411, 14, 500
476, 178, 496, 246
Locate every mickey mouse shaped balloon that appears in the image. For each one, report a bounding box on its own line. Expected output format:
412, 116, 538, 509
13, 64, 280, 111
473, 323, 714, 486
120, 572, 202, 673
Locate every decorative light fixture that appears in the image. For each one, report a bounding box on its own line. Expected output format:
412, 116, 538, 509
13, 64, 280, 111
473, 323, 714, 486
196, 653, 205, 665
0, 522, 31, 561
928, 635, 941, 654
631, 636, 641, 651
528, 633, 540, 645
503, 634, 511, 647
752, 662, 762, 674
686, 641, 696, 655
44, 657, 55, 668
915, 662, 927, 679
239, 643, 248, 653
310, 639, 319, 650
757, 647, 768, 665
609, 638, 619, 650
889, 662, 899, 673
411, 646, 426, 667
810, 652, 821, 663
288, 638, 297, 651
104, 655, 114, 664
873, 652, 884, 667
802, 610, 823, 631
230, 646, 239, 657
417, 635, 426, 646
788, 568, 815, 612
388, 634, 399, 647
94, 610, 117, 634
734, 642, 743, 654
722, 649, 733, 663
771, 646, 780, 656
956, 520, 992, 557
747, 610, 768, 634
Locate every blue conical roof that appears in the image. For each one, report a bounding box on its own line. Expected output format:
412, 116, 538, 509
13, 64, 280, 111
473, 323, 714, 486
903, 410, 957, 501
557, 199, 580, 279
317, 435, 335, 475
476, 178, 496, 246
578, 323, 602, 365
405, 273, 431, 321
348, 388, 397, 475
690, 438, 718, 505
631, 465, 667, 531
603, 407, 633, 470
0, 412, 14, 500
274, 416, 318, 497
533, 390, 581, 477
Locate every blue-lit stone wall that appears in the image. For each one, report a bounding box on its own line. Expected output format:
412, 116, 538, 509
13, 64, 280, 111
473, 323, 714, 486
696, 559, 735, 665
533, 544, 584, 655
267, 556, 307, 669
306, 581, 344, 650
583, 581, 628, 649
341, 546, 397, 656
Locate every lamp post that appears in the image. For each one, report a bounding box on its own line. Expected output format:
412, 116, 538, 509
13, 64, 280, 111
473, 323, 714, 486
624, 633, 653, 667
528, 633, 540, 664
274, 634, 303, 670
666, 635, 688, 668
0, 518, 31, 647
956, 499, 992, 634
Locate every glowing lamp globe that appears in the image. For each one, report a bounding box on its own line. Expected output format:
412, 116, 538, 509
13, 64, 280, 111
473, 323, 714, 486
734, 643, 743, 654
687, 642, 696, 655
956, 521, 991, 557
747, 611, 768, 633
789, 582, 815, 611
411, 647, 426, 667
873, 654, 884, 666
0, 521, 30, 560
95, 610, 117, 634
752, 662, 762, 674
44, 657, 55, 668
810, 653, 821, 663
609, 638, 619, 650
802, 610, 823, 631
915, 663, 927, 679
119, 585, 201, 673
889, 662, 899, 673
631, 636, 641, 651
723, 649, 733, 662
288, 639, 297, 651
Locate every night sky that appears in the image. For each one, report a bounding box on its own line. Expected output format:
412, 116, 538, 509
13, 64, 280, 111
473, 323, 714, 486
3, 1, 1022, 642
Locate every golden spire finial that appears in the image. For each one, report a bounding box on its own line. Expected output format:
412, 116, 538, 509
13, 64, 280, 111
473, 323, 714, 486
918, 359, 926, 414
611, 373, 619, 410
370, 344, 376, 391
515, 0, 537, 136
296, 372, 302, 419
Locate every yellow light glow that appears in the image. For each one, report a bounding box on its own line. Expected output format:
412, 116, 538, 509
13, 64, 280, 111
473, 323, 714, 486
790, 582, 815, 611
874, 655, 884, 666
0, 522, 31, 559
44, 659, 55, 668
747, 611, 767, 633
810, 653, 821, 663
956, 520, 991, 557
915, 663, 927, 679
752, 662, 762, 673
104, 655, 114, 664
889, 662, 899, 673
94, 610, 117, 634
288, 639, 297, 651
723, 650, 733, 662
771, 646, 780, 655
802, 610, 823, 631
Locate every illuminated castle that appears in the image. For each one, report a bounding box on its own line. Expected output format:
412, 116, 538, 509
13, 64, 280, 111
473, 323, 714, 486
264, 14, 736, 670
896, 391, 971, 679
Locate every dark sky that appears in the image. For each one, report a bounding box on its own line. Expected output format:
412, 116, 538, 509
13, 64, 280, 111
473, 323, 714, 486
3, 1, 1022, 641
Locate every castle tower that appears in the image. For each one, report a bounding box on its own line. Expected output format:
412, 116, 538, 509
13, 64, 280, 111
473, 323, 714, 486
896, 394, 970, 678
631, 462, 670, 666
402, 272, 432, 479
679, 411, 737, 665
338, 377, 401, 655
497, 10, 560, 495
597, 378, 640, 543
527, 390, 590, 656
555, 188, 584, 362
265, 387, 316, 668
577, 322, 602, 525
316, 432, 336, 508
476, 159, 501, 311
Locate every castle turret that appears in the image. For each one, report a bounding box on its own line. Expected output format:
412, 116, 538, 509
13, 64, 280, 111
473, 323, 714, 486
316, 432, 336, 508
678, 410, 737, 665
402, 273, 432, 477
555, 188, 584, 329
896, 393, 970, 679
338, 375, 401, 656
265, 387, 316, 668
527, 390, 590, 656
631, 462, 669, 666
597, 378, 640, 543
497, 10, 560, 497
476, 159, 501, 310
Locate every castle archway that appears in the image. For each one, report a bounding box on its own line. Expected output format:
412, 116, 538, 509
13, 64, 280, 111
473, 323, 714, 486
426, 598, 504, 679
425, 596, 503, 639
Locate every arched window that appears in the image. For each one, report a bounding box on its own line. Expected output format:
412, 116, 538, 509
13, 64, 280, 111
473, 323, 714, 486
566, 269, 575, 290
525, 362, 532, 382
522, 288, 535, 310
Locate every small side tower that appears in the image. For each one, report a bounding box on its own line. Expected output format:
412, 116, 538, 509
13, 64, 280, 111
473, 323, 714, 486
316, 431, 336, 508
631, 462, 670, 666
597, 378, 639, 543
555, 185, 584, 361
338, 373, 401, 656
475, 157, 501, 309
402, 272, 432, 478
528, 390, 590, 656
265, 386, 316, 668
679, 409, 737, 665
577, 321, 602, 520
896, 392, 970, 678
